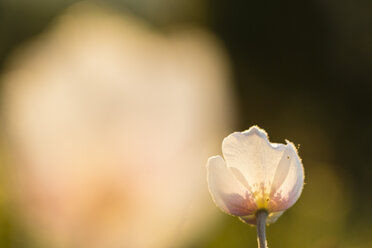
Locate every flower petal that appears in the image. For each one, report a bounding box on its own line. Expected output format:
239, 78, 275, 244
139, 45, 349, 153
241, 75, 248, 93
239, 210, 284, 225
268, 141, 304, 212
266, 211, 284, 224
222, 126, 286, 192
207, 155, 256, 216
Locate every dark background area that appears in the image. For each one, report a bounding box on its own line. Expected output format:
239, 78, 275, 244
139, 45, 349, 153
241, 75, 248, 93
0, 0, 371, 247
212, 0, 372, 200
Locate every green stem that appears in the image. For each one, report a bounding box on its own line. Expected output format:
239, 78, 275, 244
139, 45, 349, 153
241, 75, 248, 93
256, 210, 268, 248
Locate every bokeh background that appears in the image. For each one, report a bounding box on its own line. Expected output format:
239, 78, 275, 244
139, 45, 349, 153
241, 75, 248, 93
0, 0, 371, 247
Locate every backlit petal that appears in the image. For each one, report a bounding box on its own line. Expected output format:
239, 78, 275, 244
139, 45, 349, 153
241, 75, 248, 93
239, 210, 283, 225
266, 211, 284, 224
268, 141, 304, 212
222, 126, 286, 193
207, 156, 257, 216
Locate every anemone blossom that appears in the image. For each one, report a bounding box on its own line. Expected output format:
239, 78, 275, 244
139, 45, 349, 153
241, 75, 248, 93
207, 126, 304, 248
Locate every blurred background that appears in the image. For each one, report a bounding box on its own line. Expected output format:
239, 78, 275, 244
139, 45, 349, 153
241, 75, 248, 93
0, 0, 371, 247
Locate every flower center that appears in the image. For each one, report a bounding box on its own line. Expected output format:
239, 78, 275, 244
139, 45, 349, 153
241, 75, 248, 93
252, 182, 271, 209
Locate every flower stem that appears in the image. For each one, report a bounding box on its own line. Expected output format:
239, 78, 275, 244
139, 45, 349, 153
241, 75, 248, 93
256, 210, 268, 248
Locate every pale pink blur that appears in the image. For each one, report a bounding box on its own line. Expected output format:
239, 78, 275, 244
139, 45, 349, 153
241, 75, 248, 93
1, 2, 235, 248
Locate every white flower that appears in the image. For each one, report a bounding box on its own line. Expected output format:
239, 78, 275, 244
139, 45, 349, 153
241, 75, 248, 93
207, 126, 304, 225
